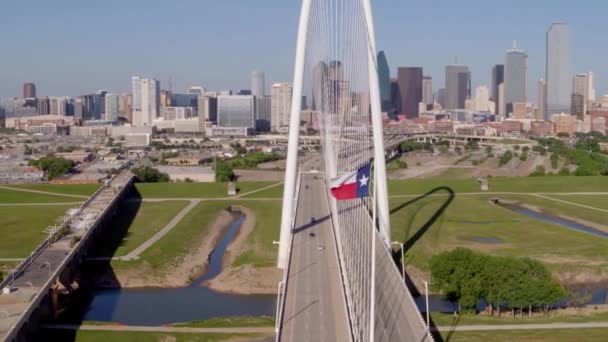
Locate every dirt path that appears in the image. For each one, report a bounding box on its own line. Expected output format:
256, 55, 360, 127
0, 185, 90, 199
122, 200, 201, 260
42, 324, 274, 334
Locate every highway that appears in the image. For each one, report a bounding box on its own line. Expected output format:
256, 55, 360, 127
279, 172, 351, 342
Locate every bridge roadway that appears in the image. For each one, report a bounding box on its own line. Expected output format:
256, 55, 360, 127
279, 173, 350, 342
0, 172, 134, 341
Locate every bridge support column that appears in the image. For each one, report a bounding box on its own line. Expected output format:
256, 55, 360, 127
277, 0, 311, 270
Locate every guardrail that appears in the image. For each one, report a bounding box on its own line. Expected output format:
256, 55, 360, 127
2, 174, 134, 342
0, 176, 115, 291
275, 170, 301, 341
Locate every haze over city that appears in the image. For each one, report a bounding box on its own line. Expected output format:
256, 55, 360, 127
1, 0, 607, 97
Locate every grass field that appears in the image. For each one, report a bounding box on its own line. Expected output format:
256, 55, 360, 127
387, 176, 608, 195
43, 329, 265, 342
549, 195, 608, 211
497, 194, 608, 226
240, 183, 284, 198
389, 193, 608, 277
170, 316, 274, 328
0, 205, 75, 257
134, 182, 276, 199
0, 188, 87, 203
3, 183, 99, 196
439, 328, 608, 342
94, 200, 190, 257
431, 311, 608, 326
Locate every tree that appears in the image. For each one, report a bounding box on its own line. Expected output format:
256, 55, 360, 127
550, 153, 559, 169
28, 155, 76, 180
465, 140, 479, 151
131, 166, 170, 183
214, 160, 235, 182
498, 151, 513, 167
455, 146, 463, 155
485, 146, 493, 155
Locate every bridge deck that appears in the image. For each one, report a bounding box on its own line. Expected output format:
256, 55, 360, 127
279, 173, 350, 342
0, 172, 133, 340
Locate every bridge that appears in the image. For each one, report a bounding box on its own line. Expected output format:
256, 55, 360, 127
275, 1, 433, 341
0, 171, 134, 341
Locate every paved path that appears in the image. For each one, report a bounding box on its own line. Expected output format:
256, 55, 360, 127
0, 185, 90, 199
122, 199, 201, 260
436, 322, 608, 331
0, 258, 26, 262
389, 191, 608, 198
42, 324, 275, 334
236, 181, 283, 198
532, 194, 608, 214
140, 198, 281, 202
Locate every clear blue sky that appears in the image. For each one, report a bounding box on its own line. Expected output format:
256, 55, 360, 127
1, 0, 606, 99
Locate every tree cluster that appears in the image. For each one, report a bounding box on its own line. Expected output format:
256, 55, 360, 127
214, 160, 236, 182
132, 166, 170, 183
28, 155, 76, 180
431, 248, 566, 317
498, 150, 513, 167
536, 135, 608, 176
222, 152, 282, 169
398, 141, 434, 154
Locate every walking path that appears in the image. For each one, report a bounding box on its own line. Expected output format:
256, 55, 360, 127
121, 199, 201, 260
42, 324, 275, 334
533, 193, 608, 214
236, 181, 283, 198
0, 185, 90, 199
0, 202, 83, 206
389, 191, 608, 198
436, 322, 608, 331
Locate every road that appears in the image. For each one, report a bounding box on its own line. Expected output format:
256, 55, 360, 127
42, 324, 275, 334
279, 173, 350, 342
435, 322, 608, 331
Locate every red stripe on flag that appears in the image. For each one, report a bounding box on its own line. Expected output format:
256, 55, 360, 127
330, 182, 358, 200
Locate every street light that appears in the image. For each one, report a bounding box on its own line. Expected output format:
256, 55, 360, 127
391, 241, 404, 279
423, 280, 430, 337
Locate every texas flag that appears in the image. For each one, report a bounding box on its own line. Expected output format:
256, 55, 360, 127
330, 164, 371, 200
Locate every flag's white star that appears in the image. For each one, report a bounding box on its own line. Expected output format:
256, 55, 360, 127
359, 174, 369, 187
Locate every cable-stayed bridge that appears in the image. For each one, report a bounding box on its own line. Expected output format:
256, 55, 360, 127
275, 1, 433, 341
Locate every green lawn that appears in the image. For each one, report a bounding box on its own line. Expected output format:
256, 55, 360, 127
389, 193, 608, 277
549, 195, 608, 211
93, 200, 189, 257
134, 182, 275, 198
387, 176, 608, 196
440, 328, 608, 342
497, 194, 608, 227
0, 205, 75, 257
0, 188, 87, 203
240, 183, 284, 198
43, 329, 265, 342
3, 183, 99, 196
432, 311, 608, 326
170, 316, 274, 328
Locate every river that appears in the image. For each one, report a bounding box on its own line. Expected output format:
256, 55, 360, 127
80, 215, 276, 326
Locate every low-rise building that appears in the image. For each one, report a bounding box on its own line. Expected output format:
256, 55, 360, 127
530, 121, 554, 137
155, 165, 215, 182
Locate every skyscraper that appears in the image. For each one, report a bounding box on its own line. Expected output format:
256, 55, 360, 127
271, 82, 293, 131
217, 95, 256, 129
104, 94, 120, 122
504, 42, 528, 116
445, 65, 470, 110
251, 70, 265, 97
132, 76, 160, 126
491, 65, 504, 114
474, 86, 491, 112
23, 83, 36, 99
397, 67, 423, 117
422, 76, 433, 107
537, 79, 547, 121
546, 23, 571, 118
255, 96, 271, 131
572, 73, 592, 118
377, 51, 391, 111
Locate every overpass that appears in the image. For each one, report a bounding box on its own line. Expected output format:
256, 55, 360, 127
0, 171, 134, 341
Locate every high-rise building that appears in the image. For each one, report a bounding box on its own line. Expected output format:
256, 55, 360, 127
588, 72, 596, 102
436, 88, 447, 109
571, 93, 585, 120
251, 70, 265, 97
573, 72, 593, 116
491, 64, 504, 102
498, 83, 505, 117
271, 82, 293, 131
118, 93, 132, 122
171, 93, 197, 107
160, 90, 172, 108
537, 79, 547, 121
445, 65, 470, 110
132, 76, 160, 126
546, 23, 571, 118
422, 76, 433, 107
474, 86, 491, 112
189, 86, 206, 96
105, 94, 120, 122
49, 97, 68, 116
390, 79, 400, 112
23, 83, 36, 99
217, 95, 256, 129
397, 67, 423, 117
36, 97, 50, 115
255, 96, 271, 132
377, 51, 391, 111
504, 42, 528, 116
198, 95, 218, 123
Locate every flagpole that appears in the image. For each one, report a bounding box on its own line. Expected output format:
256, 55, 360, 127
370, 161, 376, 342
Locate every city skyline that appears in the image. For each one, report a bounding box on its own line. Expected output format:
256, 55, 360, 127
0, 0, 606, 98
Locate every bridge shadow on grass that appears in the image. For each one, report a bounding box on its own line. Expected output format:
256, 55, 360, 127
45, 186, 143, 341
389, 186, 455, 342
